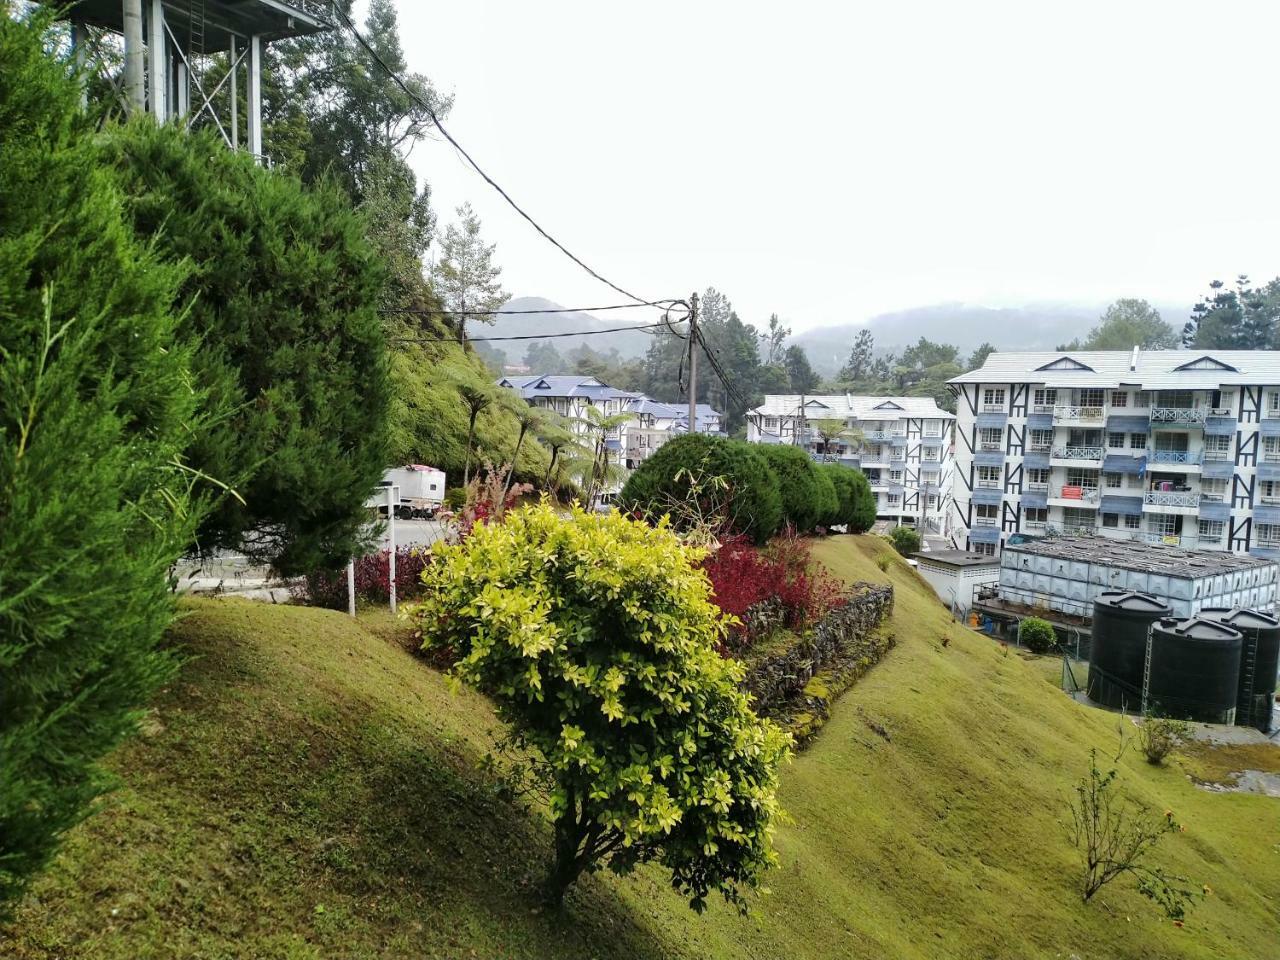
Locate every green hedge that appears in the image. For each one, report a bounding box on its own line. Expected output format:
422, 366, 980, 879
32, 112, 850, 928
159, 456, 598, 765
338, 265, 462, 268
618, 434, 782, 544
757, 445, 827, 534
820, 463, 877, 531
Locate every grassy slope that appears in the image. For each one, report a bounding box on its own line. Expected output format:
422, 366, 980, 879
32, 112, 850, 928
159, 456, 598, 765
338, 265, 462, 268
4, 537, 1277, 959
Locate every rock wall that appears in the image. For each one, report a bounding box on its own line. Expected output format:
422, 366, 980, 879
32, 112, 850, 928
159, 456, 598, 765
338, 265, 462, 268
742, 582, 894, 716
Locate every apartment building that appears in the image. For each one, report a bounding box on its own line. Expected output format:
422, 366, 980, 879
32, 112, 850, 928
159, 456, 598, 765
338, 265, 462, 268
496, 374, 723, 476
745, 394, 956, 535
950, 349, 1280, 557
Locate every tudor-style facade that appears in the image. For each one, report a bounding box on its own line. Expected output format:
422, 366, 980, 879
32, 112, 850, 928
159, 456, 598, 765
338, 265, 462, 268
745, 394, 956, 535
949, 349, 1280, 558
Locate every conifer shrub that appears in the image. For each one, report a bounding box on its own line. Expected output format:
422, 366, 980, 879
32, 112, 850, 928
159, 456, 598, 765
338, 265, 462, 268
849, 469, 877, 533
100, 122, 391, 575
888, 524, 922, 556
757, 445, 825, 533
814, 466, 841, 529
619, 434, 782, 544
0, 7, 196, 914
414, 504, 791, 910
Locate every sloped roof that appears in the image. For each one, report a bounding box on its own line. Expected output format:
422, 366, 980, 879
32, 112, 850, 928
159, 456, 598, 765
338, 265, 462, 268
748, 394, 955, 421
495, 374, 633, 401
950, 350, 1280, 389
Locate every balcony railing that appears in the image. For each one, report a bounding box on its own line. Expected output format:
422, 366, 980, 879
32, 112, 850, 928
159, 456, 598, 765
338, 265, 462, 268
981, 404, 1006, 413
1150, 407, 1207, 424
1207, 407, 1233, 417
1025, 481, 1049, 492
1027, 442, 1052, 454
1053, 446, 1104, 461
1144, 490, 1200, 508
1256, 535, 1280, 548
1063, 524, 1099, 536
976, 480, 1001, 489
979, 441, 1003, 452
1135, 530, 1183, 545
1260, 495, 1280, 507
1023, 521, 1047, 532
1053, 405, 1105, 421
1149, 449, 1202, 465
1264, 408, 1280, 420
1031, 404, 1055, 414
1203, 449, 1233, 462
1054, 486, 1100, 503
863, 430, 896, 441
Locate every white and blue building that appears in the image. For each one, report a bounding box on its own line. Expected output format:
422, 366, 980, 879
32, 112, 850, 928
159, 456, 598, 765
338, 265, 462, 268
950, 349, 1280, 558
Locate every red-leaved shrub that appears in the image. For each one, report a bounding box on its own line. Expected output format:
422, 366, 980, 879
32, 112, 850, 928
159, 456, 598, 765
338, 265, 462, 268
294, 546, 432, 610
700, 534, 848, 653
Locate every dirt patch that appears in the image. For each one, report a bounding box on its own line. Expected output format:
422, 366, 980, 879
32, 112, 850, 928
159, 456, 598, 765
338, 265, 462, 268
1178, 739, 1280, 797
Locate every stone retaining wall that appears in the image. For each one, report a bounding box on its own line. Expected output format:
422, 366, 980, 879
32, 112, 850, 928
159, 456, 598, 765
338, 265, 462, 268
742, 582, 894, 716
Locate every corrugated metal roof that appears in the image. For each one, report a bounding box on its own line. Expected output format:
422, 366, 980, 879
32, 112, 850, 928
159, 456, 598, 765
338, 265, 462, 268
951, 349, 1280, 388
749, 394, 954, 420
1003, 534, 1274, 576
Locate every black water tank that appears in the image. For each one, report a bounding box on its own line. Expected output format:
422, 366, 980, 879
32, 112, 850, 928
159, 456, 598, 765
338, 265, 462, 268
1088, 591, 1171, 710
1147, 617, 1243, 724
1199, 608, 1280, 732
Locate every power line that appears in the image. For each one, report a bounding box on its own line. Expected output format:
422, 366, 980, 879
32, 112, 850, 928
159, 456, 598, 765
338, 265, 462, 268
391, 319, 684, 344
380, 299, 679, 317
332, 5, 655, 306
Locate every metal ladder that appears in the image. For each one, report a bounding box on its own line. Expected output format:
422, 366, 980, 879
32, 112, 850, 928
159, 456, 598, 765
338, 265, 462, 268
1141, 624, 1153, 715
1240, 635, 1258, 728
187, 0, 207, 60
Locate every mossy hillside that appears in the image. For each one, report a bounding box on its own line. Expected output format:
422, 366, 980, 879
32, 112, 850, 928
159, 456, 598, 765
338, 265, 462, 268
4, 536, 1278, 960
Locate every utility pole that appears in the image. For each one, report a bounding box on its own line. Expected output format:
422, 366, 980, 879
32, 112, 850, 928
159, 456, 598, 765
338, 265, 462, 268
687, 292, 699, 433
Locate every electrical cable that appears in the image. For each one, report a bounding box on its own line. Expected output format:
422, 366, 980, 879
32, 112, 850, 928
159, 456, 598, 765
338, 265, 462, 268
390, 319, 684, 344
380, 300, 680, 317
332, 4, 656, 306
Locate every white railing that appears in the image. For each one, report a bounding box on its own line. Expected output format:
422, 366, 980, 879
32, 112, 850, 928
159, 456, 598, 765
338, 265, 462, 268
1260, 496, 1280, 506
921, 449, 942, 461
1207, 407, 1233, 417
976, 480, 1001, 489
864, 430, 894, 441
1149, 449, 1202, 465
1136, 530, 1183, 546
1053, 446, 1104, 460
1255, 536, 1280, 548
1265, 408, 1280, 420
1150, 407, 1207, 424
1143, 490, 1200, 508
981, 404, 1006, 413
1025, 482, 1049, 492
1053, 405, 1105, 421
1063, 524, 1099, 536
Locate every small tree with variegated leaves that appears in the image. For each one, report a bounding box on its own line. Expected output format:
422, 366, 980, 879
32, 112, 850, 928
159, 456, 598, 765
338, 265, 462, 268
413, 503, 791, 910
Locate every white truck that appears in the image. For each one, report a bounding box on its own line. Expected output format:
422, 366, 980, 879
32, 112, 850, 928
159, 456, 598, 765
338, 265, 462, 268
374, 465, 447, 520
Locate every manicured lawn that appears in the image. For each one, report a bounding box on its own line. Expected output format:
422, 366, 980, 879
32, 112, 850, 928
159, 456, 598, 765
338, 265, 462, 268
3, 534, 1276, 959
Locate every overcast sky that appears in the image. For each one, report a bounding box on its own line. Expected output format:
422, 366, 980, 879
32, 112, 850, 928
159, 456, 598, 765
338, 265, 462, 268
392, 1, 1280, 334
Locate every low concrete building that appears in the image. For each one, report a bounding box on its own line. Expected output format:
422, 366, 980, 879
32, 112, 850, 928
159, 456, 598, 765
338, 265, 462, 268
916, 550, 1001, 616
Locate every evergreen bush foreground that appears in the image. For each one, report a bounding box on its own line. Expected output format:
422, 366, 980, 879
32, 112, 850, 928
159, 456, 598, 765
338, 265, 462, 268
412, 504, 791, 910
0, 6, 197, 914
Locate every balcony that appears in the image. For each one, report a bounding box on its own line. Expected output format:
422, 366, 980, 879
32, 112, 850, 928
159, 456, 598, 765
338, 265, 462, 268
1150, 407, 1207, 425
1143, 490, 1200, 509
1025, 481, 1049, 492
972, 517, 999, 527
1148, 449, 1202, 465
1053, 405, 1106, 423
1052, 446, 1104, 461
981, 403, 1005, 413
1053, 486, 1100, 504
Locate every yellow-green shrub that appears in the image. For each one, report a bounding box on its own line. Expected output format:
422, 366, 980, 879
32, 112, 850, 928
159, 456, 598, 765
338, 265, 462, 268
412, 503, 791, 910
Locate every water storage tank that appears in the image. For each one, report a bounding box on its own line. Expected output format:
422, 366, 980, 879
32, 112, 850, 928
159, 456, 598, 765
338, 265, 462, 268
1146, 618, 1243, 725
1199, 608, 1280, 732
1088, 592, 1172, 710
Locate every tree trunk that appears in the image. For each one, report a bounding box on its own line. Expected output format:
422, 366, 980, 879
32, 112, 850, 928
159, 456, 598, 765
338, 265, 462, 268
463, 410, 478, 487
503, 426, 528, 499
545, 445, 560, 495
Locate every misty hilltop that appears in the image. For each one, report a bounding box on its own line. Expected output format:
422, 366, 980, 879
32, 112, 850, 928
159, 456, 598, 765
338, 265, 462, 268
496, 297, 1196, 376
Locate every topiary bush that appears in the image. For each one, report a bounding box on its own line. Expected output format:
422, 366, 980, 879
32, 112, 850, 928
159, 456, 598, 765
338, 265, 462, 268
1019, 617, 1057, 654
821, 464, 866, 529
888, 524, 922, 556
100, 121, 391, 575
0, 8, 197, 915
619, 434, 782, 544
757, 445, 825, 534
814, 468, 840, 530
849, 469, 877, 533
413, 503, 791, 910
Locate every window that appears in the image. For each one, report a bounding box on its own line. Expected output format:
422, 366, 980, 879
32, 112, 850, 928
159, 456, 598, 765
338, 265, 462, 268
1205, 435, 1231, 459
1023, 507, 1048, 523
972, 542, 996, 556
1258, 523, 1280, 544
887, 494, 901, 508
923, 471, 940, 485
1129, 433, 1147, 450
1261, 480, 1280, 503
1027, 468, 1050, 486
1105, 472, 1122, 489
1124, 514, 1141, 529
983, 388, 1006, 407
1102, 513, 1119, 528
1066, 468, 1098, 489
927, 494, 938, 509
1110, 391, 1128, 407
980, 427, 1003, 449
1265, 436, 1280, 460
1153, 431, 1189, 453
764, 417, 778, 430
1134, 391, 1152, 408
1033, 388, 1057, 407
1198, 520, 1225, 541
889, 469, 903, 483
1107, 432, 1126, 449
977, 465, 1001, 486
975, 504, 998, 521
1149, 514, 1179, 536
1029, 429, 1052, 450
1079, 388, 1105, 407
1201, 478, 1228, 501
924, 446, 940, 460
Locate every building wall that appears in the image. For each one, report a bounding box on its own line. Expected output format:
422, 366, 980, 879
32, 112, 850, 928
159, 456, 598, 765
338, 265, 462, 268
916, 560, 1000, 614
952, 379, 1280, 560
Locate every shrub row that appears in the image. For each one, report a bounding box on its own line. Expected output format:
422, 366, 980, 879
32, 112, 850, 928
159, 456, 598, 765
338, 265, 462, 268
293, 546, 433, 610
619, 434, 876, 543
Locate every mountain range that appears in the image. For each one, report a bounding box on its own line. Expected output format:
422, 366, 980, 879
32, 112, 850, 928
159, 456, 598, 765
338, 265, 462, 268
497, 297, 1196, 376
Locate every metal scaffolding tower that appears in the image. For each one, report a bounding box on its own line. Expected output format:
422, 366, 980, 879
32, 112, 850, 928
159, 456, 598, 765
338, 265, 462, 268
57, 0, 330, 160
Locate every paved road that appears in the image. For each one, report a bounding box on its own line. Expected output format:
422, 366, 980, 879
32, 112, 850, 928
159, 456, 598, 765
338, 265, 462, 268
377, 518, 451, 550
